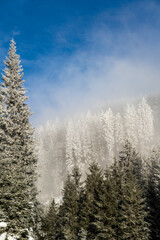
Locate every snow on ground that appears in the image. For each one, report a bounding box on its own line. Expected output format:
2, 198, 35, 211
0, 222, 34, 240
0, 222, 7, 228
0, 232, 7, 240
7, 235, 18, 240
0, 233, 19, 240
0, 232, 34, 240
28, 236, 34, 240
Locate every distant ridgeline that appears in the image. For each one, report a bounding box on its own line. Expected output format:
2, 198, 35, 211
36, 97, 157, 203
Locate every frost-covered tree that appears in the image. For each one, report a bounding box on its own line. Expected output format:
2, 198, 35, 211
114, 112, 124, 155
137, 98, 154, 156
0, 39, 39, 238
80, 113, 93, 172
125, 104, 138, 148
36, 120, 65, 203
74, 120, 84, 173
66, 118, 88, 174
0, 90, 9, 222
66, 120, 76, 172
100, 108, 115, 165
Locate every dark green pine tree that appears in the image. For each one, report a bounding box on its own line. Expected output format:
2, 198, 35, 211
81, 161, 104, 240
146, 150, 160, 240
117, 141, 150, 240
41, 199, 57, 240
0, 39, 39, 239
118, 140, 144, 185
57, 166, 82, 240
110, 159, 124, 240
94, 167, 118, 240
78, 185, 87, 240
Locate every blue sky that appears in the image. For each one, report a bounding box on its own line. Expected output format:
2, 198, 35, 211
0, 0, 160, 125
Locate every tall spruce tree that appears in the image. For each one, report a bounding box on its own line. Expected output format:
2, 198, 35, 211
117, 142, 150, 240
82, 162, 104, 240
94, 168, 117, 240
0, 39, 39, 239
0, 91, 9, 222
118, 140, 144, 185
146, 150, 160, 240
58, 166, 82, 240
41, 199, 57, 240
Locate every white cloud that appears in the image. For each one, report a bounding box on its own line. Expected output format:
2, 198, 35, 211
25, 1, 160, 126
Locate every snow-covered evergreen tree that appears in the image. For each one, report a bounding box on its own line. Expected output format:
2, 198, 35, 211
125, 104, 138, 148
94, 112, 106, 165
100, 108, 115, 165
0, 90, 9, 223
0, 39, 39, 239
114, 112, 124, 155
66, 120, 76, 173
74, 120, 84, 173
36, 120, 65, 203
80, 113, 93, 172
137, 98, 154, 156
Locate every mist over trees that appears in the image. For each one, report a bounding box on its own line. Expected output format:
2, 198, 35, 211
36, 97, 154, 202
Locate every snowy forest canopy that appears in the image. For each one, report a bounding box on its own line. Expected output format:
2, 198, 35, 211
36, 97, 157, 203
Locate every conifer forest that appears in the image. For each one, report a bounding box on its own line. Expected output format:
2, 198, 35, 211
0, 40, 160, 240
